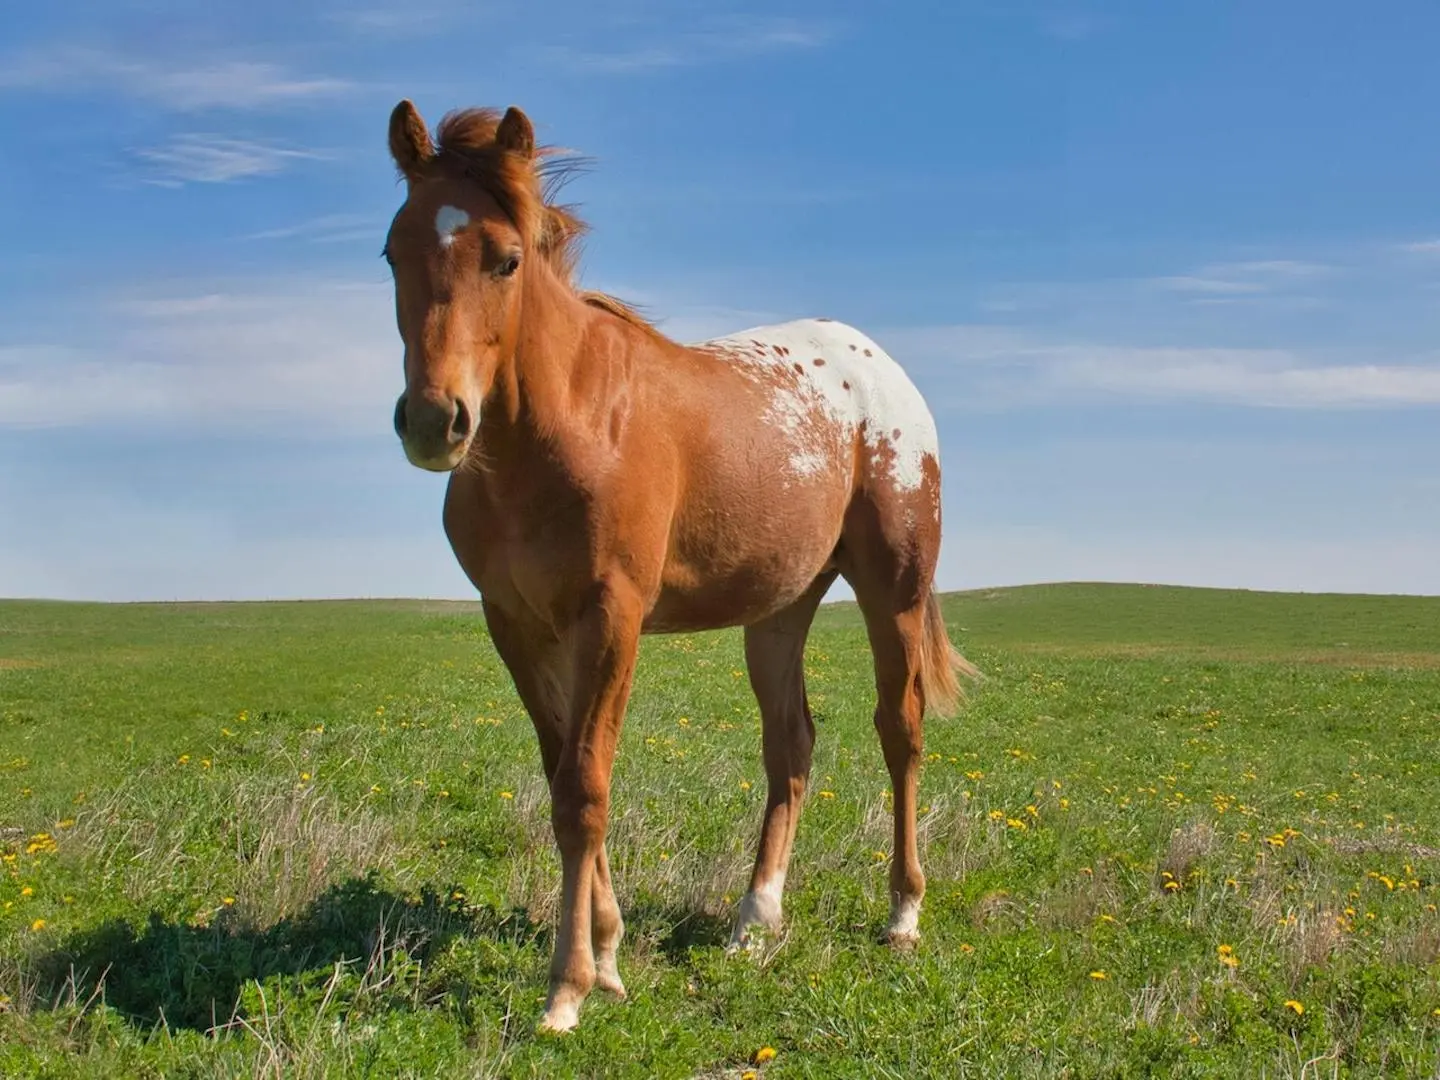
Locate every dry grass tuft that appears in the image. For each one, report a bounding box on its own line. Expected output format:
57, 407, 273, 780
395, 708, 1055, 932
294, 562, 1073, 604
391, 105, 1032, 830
1158, 820, 1217, 893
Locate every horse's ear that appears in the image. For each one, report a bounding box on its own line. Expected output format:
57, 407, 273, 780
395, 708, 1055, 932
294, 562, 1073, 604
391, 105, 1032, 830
389, 99, 433, 181
495, 106, 535, 159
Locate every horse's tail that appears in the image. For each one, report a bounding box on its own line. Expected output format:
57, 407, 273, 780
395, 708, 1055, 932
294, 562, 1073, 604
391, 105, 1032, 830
919, 589, 980, 718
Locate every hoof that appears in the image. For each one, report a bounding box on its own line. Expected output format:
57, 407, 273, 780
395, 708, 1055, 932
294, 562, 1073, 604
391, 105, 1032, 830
595, 963, 627, 1000
727, 887, 782, 954
884, 928, 921, 951
537, 994, 582, 1034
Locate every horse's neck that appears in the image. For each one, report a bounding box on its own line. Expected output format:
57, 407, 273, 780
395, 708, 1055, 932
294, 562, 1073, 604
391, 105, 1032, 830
496, 265, 585, 423
492, 263, 622, 455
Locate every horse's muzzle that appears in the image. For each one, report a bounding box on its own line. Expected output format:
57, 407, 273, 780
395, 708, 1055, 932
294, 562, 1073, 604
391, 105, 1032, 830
394, 391, 473, 471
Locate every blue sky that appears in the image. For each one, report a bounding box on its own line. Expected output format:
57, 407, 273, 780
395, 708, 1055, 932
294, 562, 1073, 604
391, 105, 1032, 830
2, 0, 1438, 601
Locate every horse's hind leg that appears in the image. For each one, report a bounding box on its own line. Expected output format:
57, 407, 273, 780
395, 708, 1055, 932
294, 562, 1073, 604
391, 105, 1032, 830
728, 570, 837, 951
858, 595, 930, 945
838, 493, 949, 948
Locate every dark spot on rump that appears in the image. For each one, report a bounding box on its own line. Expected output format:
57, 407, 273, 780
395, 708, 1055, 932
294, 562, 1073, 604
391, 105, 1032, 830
792, 362, 804, 374
813, 357, 825, 366
848, 344, 857, 351
842, 380, 851, 390
892, 427, 902, 440
864, 349, 873, 357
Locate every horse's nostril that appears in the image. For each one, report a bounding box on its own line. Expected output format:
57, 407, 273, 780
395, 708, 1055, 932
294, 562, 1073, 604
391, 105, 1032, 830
449, 399, 472, 443
393, 395, 409, 438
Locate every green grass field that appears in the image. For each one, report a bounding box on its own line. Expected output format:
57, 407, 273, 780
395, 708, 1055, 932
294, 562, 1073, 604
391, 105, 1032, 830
2, 583, 1439, 1078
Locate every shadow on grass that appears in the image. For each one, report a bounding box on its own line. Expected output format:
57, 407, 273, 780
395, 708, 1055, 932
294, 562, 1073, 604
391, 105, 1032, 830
622, 897, 734, 966
28, 871, 548, 1033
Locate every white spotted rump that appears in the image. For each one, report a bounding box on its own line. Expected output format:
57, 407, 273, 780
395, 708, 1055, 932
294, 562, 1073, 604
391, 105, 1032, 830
695, 318, 939, 493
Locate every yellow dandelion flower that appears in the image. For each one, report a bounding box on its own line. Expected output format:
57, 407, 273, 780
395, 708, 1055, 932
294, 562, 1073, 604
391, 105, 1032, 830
177, 755, 190, 765
58, 818, 75, 830
1089, 970, 1107, 980
959, 943, 975, 954
499, 791, 513, 799
818, 791, 835, 799
222, 897, 235, 906
30, 919, 46, 931
742, 1073, 758, 1080
988, 809, 1005, 821
739, 780, 751, 791
754, 1046, 777, 1064
1284, 1000, 1304, 1015
300, 772, 312, 782
20, 886, 33, 897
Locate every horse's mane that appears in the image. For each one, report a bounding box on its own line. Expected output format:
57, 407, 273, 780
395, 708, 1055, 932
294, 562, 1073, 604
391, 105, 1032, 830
432, 108, 669, 342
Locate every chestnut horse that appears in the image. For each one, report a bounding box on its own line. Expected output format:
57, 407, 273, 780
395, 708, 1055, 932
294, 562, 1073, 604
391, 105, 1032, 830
382, 100, 976, 1032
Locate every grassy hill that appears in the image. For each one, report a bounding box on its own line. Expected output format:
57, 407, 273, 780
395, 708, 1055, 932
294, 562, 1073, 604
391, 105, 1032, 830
2, 584, 1438, 1077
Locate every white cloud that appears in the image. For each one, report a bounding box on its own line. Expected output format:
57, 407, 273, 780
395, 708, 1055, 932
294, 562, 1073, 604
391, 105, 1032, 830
534, 15, 834, 73
0, 280, 401, 433
1399, 239, 1440, 254
883, 325, 1440, 409
1048, 345, 1440, 407
1154, 275, 1268, 295
136, 134, 326, 184
0, 45, 352, 109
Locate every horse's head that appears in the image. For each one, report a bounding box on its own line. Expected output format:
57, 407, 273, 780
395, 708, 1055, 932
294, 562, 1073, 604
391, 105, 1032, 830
383, 100, 542, 471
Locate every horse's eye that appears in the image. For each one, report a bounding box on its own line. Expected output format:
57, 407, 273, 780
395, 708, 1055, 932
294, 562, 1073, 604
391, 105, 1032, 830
496, 253, 521, 278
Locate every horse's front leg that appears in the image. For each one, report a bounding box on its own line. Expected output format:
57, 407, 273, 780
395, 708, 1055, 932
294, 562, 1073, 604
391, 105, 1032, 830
539, 577, 644, 1033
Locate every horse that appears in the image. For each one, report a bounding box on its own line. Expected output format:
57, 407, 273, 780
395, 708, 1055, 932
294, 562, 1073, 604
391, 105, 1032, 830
381, 99, 977, 1032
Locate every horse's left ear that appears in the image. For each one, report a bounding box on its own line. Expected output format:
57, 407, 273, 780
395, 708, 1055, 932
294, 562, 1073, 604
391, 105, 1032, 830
495, 106, 535, 159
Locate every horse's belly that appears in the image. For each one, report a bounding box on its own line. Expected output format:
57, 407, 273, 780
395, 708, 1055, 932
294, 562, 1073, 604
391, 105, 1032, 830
643, 561, 833, 632
644, 483, 846, 633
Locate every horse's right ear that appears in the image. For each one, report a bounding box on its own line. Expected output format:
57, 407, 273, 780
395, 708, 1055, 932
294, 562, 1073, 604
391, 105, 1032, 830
389, 99, 433, 182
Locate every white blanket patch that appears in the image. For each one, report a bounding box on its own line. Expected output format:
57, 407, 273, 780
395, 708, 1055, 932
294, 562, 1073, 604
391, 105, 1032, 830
696, 318, 939, 492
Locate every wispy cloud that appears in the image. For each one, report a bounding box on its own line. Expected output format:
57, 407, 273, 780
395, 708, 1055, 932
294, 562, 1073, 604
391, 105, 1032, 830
887, 325, 1440, 410
1039, 13, 1102, 41
244, 213, 385, 244
0, 45, 352, 109
534, 15, 835, 74
1152, 259, 1332, 297
135, 134, 327, 185
1398, 238, 1440, 254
